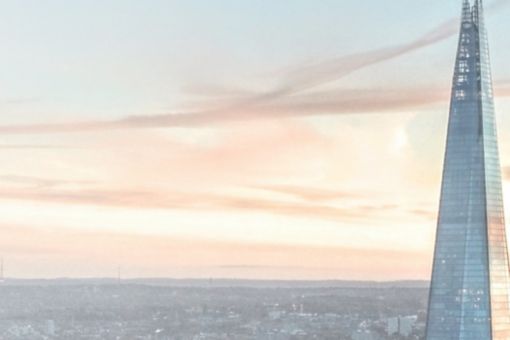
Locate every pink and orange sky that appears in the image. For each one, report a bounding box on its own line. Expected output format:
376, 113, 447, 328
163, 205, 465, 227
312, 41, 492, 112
1, 0, 510, 280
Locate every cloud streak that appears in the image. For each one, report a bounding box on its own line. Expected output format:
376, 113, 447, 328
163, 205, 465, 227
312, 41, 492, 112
0, 185, 433, 223
0, 0, 506, 135
0, 79, 492, 134
0, 175, 93, 189
0, 86, 454, 134
268, 20, 457, 98
0, 144, 66, 149
253, 184, 360, 202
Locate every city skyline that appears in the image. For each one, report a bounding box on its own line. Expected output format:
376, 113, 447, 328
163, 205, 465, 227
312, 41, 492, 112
2, 0, 510, 280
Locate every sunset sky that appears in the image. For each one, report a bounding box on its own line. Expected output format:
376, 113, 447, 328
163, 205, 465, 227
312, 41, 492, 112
1, 0, 510, 280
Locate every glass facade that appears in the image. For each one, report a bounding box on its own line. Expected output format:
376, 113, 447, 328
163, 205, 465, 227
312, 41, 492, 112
426, 1, 510, 339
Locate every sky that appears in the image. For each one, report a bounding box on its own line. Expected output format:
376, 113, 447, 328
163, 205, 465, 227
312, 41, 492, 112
1, 0, 510, 280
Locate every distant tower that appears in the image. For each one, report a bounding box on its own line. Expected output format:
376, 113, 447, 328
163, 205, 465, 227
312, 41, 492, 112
0, 257, 4, 283
117, 265, 121, 285
426, 1, 510, 339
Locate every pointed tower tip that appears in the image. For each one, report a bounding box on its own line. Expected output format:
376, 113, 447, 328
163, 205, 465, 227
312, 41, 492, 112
462, 0, 473, 22
472, 0, 486, 27
460, 0, 485, 25
473, 0, 480, 23
472, 0, 486, 12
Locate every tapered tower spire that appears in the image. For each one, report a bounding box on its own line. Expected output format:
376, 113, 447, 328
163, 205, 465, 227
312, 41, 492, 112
462, 0, 472, 22
425, 0, 510, 339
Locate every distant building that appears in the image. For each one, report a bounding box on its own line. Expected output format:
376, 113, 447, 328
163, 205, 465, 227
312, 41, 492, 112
387, 317, 399, 336
352, 330, 379, 340
387, 316, 417, 336
268, 310, 283, 320
426, 1, 510, 339
45, 319, 56, 336
399, 316, 417, 337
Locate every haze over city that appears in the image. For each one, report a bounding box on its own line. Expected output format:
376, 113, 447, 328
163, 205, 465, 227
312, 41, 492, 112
1, 0, 510, 281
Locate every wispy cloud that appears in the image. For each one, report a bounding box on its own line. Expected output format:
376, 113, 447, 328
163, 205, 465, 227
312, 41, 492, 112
0, 183, 434, 223
0, 86, 453, 134
0, 175, 93, 189
0, 79, 502, 134
0, 8, 485, 135
264, 20, 457, 98
0, 0, 505, 137
0, 175, 62, 188
1, 98, 41, 105
253, 184, 360, 202
0, 144, 66, 149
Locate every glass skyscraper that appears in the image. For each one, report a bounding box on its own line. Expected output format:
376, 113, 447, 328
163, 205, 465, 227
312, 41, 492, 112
426, 1, 510, 339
